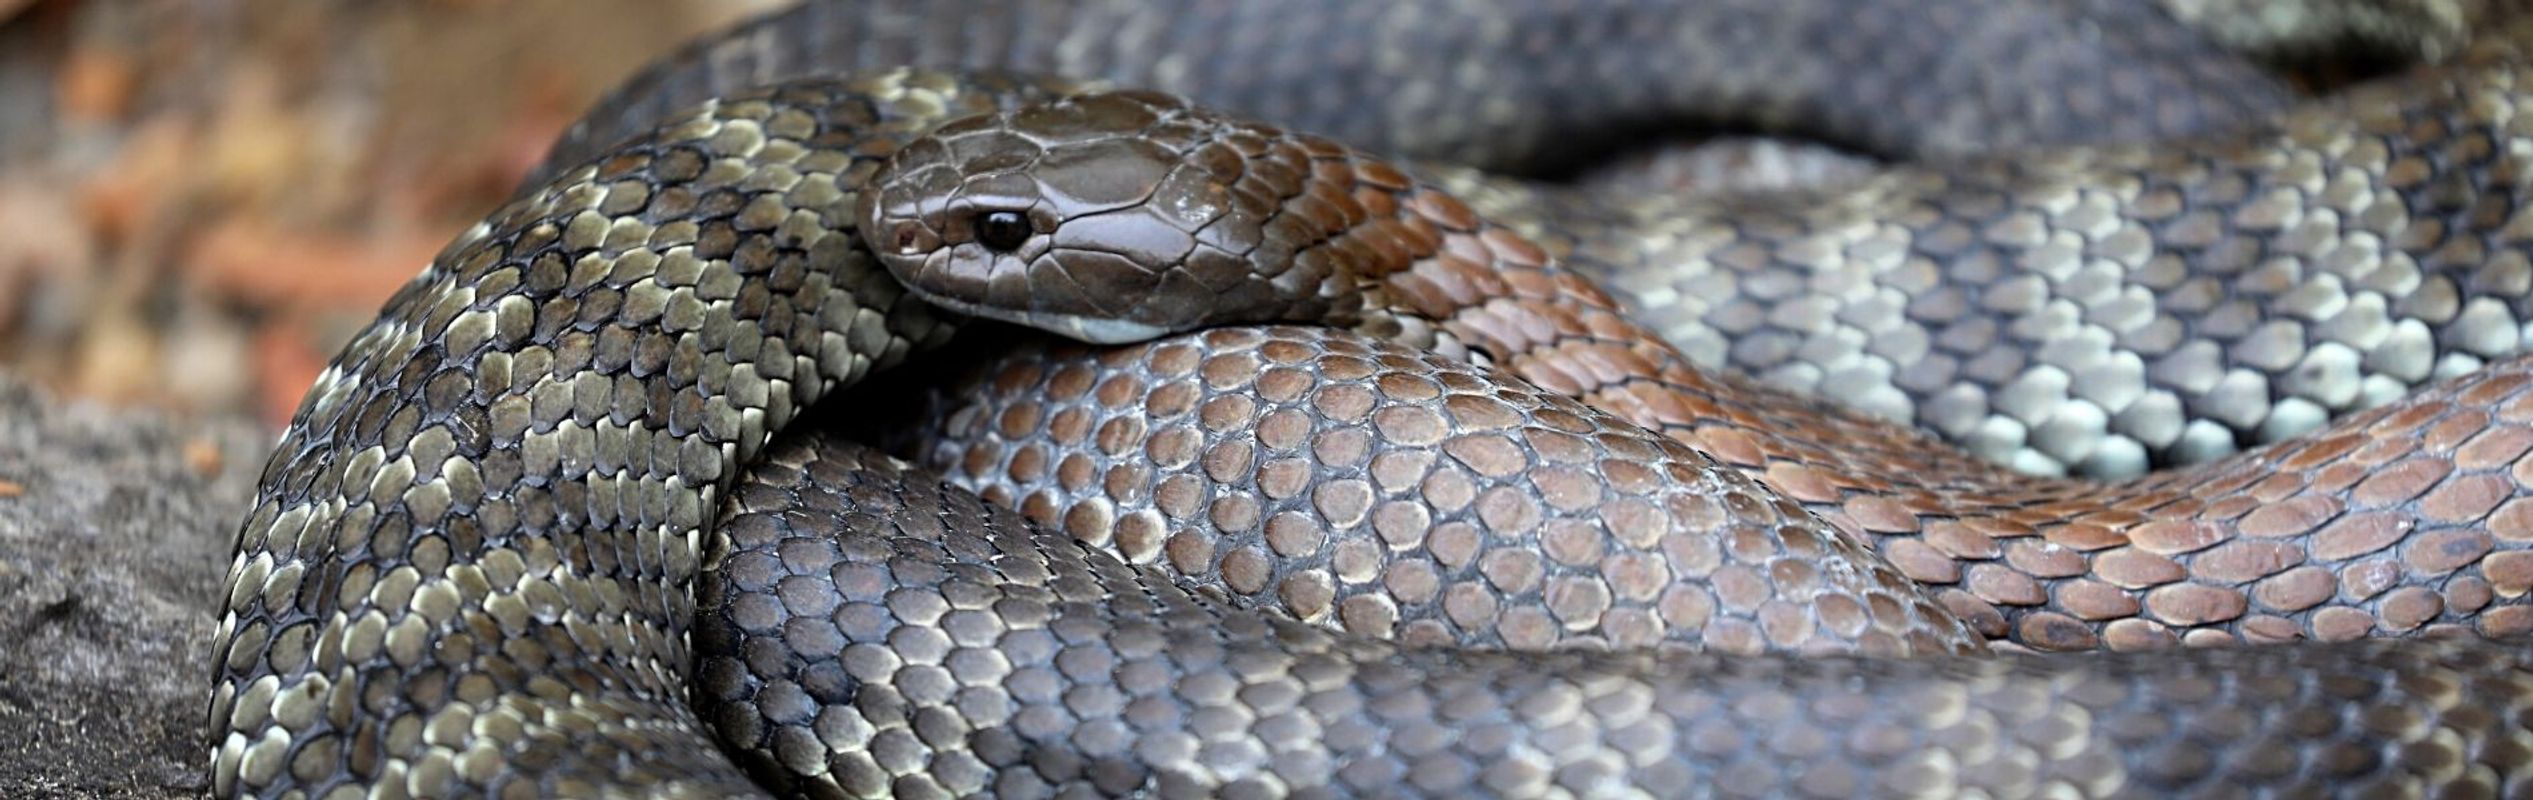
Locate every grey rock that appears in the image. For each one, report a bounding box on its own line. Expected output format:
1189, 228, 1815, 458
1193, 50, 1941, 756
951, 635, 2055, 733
0, 372, 268, 799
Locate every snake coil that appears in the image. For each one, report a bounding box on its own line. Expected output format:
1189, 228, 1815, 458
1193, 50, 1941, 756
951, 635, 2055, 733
213, 2, 2533, 798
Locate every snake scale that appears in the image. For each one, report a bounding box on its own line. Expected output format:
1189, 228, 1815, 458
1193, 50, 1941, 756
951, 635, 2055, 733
207, 1, 2533, 798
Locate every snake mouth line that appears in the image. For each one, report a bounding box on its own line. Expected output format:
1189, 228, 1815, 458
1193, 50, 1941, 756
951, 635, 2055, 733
898, 283, 1177, 345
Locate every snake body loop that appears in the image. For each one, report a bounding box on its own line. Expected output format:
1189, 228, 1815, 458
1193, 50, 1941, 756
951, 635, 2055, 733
545, 0, 2298, 182
1519, 19, 2533, 478
212, 2, 2533, 798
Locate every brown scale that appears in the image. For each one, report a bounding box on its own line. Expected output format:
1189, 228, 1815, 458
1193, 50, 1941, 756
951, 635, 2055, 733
866, 86, 2533, 654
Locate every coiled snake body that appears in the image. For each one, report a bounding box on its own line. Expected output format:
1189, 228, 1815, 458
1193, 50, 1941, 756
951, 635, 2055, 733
211, 2, 2533, 798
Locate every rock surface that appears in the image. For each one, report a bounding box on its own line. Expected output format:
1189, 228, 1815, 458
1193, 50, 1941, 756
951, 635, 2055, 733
0, 373, 269, 798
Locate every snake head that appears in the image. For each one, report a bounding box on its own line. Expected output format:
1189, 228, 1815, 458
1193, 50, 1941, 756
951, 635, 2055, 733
860, 89, 1357, 344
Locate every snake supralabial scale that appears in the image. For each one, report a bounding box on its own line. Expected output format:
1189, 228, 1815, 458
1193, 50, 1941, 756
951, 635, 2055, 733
210, 5, 2533, 800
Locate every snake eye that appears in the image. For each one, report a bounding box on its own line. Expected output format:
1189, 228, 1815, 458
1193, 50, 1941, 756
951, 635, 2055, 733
974, 211, 1032, 253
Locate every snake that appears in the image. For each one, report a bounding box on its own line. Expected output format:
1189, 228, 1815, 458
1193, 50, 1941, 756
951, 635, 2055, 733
206, 1, 2533, 798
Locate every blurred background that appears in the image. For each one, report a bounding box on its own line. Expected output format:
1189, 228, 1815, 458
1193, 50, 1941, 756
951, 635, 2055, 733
0, 0, 788, 426
0, 0, 1905, 432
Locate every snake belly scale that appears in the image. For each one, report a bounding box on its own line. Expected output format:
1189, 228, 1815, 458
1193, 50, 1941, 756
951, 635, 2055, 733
210, 2, 2533, 799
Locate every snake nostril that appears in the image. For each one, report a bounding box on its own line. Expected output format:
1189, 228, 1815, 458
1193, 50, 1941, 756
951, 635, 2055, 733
975, 211, 1032, 252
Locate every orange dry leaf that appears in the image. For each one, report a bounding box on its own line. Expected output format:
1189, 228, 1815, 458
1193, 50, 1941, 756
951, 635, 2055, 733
252, 321, 327, 427
191, 218, 439, 312
203, 219, 449, 424
77, 119, 194, 247
57, 46, 138, 123
0, 182, 95, 335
